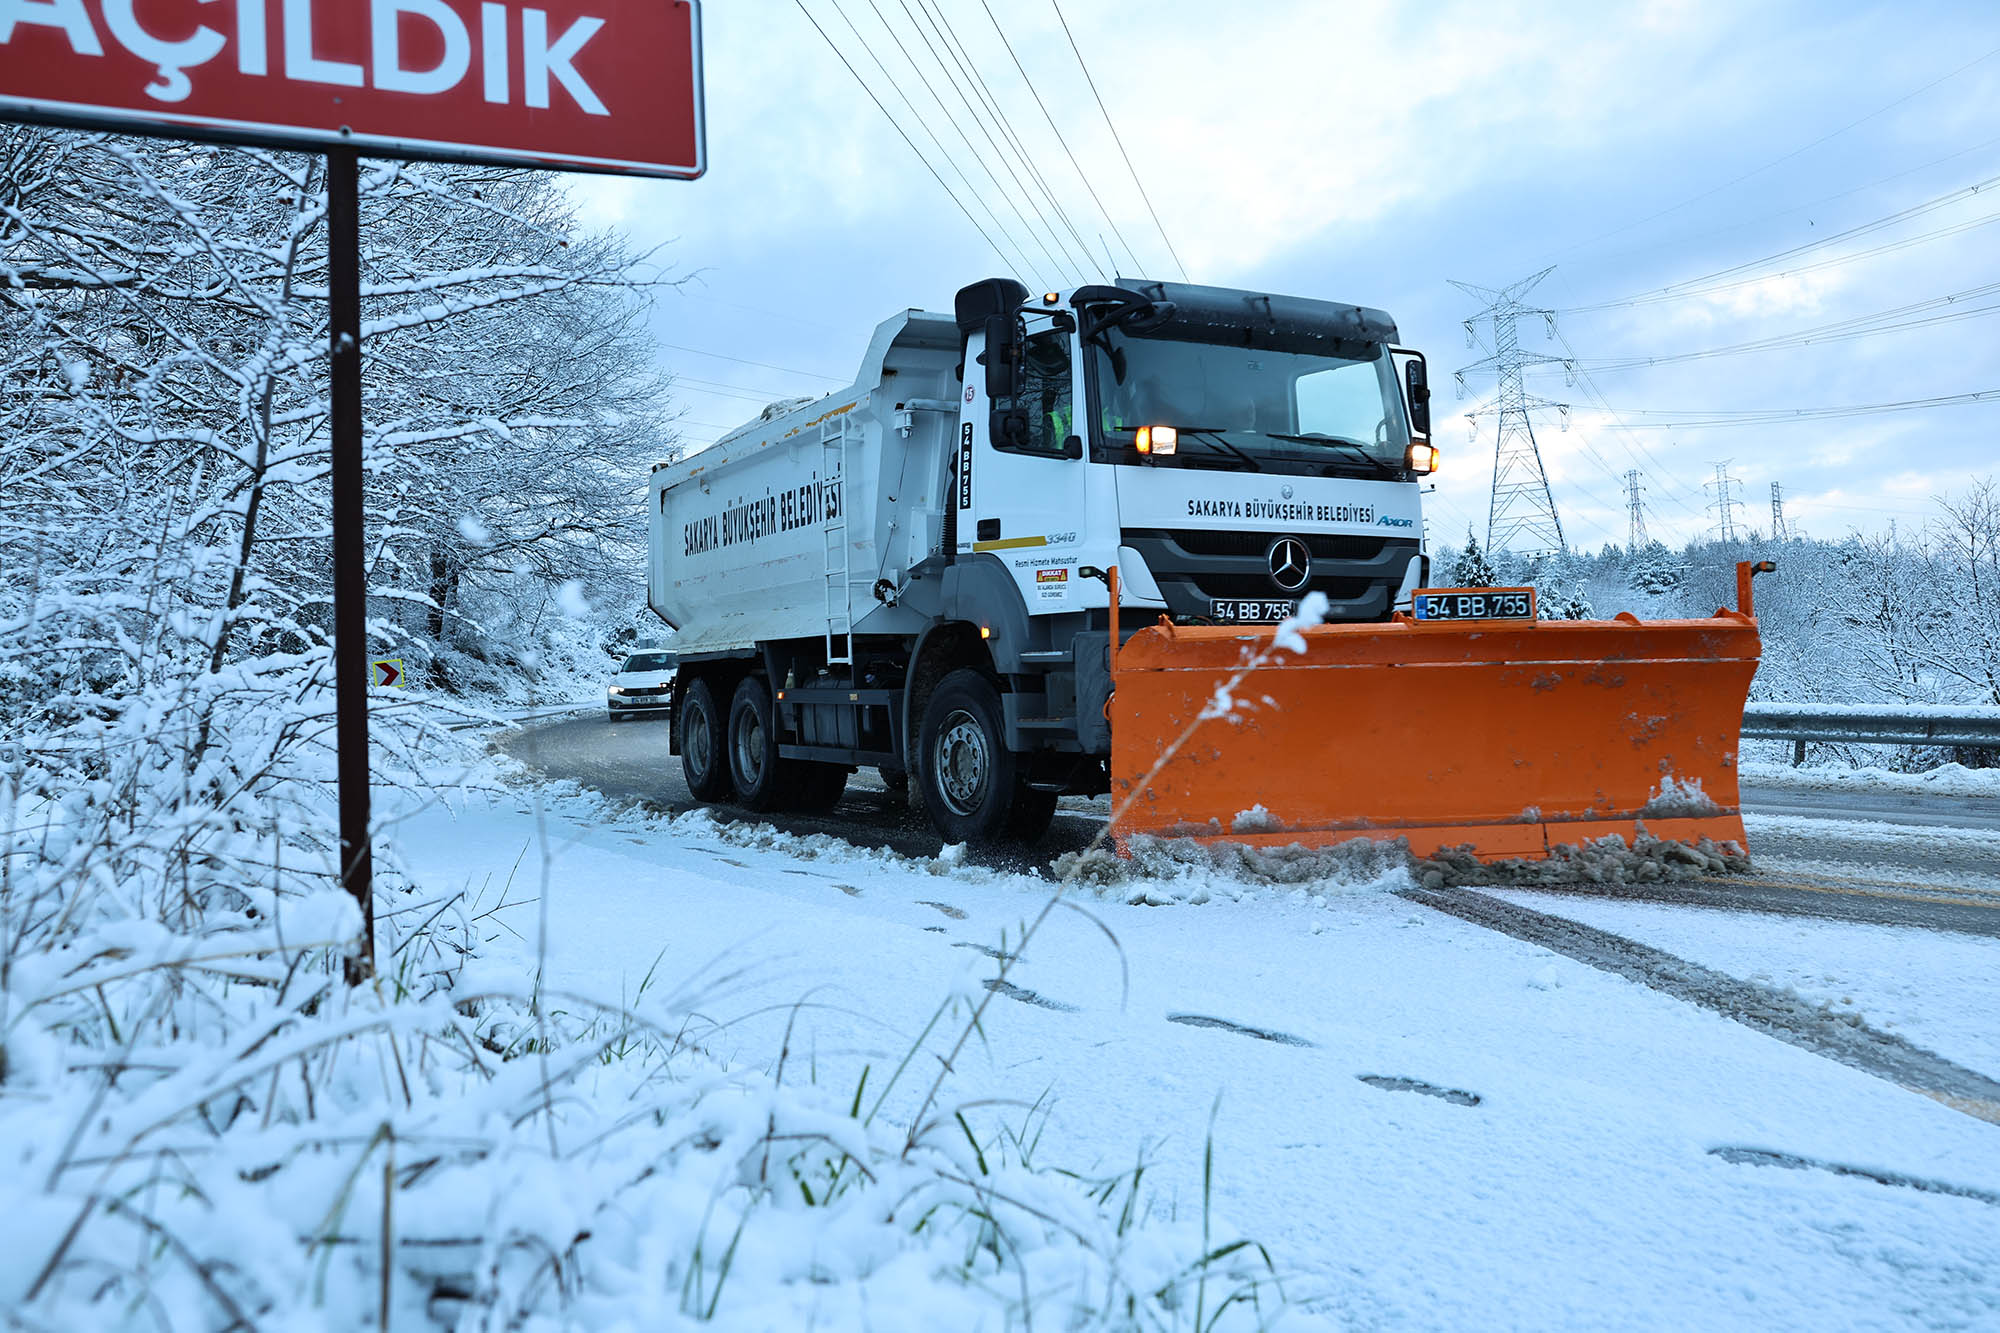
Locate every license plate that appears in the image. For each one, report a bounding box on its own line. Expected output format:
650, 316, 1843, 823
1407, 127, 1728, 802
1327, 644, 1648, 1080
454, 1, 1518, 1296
1412, 586, 1537, 621
1211, 598, 1297, 623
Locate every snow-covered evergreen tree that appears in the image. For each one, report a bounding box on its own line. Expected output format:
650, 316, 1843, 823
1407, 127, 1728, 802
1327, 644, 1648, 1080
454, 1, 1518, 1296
1448, 528, 1496, 585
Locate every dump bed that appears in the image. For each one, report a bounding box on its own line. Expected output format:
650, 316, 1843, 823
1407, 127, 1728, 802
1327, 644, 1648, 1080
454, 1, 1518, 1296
648, 311, 961, 654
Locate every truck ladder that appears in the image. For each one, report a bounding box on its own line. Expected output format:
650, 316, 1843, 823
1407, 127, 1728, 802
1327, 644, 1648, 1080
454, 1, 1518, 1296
820, 416, 853, 666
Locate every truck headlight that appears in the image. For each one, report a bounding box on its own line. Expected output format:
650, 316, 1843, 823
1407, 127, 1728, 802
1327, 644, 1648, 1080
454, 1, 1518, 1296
1136, 425, 1177, 457
1405, 441, 1438, 474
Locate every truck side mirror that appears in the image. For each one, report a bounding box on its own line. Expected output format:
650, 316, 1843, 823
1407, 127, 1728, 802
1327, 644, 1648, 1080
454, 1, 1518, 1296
982, 314, 1020, 400
1394, 348, 1431, 438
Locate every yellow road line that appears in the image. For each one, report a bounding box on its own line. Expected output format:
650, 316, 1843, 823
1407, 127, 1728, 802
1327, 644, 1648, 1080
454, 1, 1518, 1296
1912, 1087, 2000, 1126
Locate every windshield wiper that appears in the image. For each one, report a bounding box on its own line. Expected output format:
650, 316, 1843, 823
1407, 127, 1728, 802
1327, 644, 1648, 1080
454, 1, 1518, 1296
1261, 432, 1402, 478
1179, 427, 1262, 472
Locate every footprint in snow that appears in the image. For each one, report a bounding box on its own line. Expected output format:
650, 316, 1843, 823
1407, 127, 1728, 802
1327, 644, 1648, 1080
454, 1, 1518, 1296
1357, 1075, 1481, 1107
951, 940, 1018, 963
916, 900, 967, 919
1166, 1014, 1314, 1048
984, 978, 1077, 1012
1709, 1146, 2000, 1205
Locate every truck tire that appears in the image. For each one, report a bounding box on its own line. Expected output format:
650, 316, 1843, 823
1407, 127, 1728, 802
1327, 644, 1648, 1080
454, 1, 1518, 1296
790, 763, 848, 812
680, 677, 732, 802
728, 677, 794, 812
916, 669, 1023, 844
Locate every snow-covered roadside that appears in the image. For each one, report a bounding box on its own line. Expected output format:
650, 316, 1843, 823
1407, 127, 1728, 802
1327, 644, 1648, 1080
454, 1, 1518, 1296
1486, 888, 2000, 1079
1, 747, 1316, 1331
389, 763, 2000, 1328
1742, 758, 2000, 799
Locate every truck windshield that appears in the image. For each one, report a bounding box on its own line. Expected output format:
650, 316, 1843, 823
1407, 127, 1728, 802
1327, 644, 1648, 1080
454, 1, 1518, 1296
1085, 322, 1408, 471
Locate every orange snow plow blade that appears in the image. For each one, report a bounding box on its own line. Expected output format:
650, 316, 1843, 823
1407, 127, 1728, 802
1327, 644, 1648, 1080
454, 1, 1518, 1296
1108, 586, 1765, 862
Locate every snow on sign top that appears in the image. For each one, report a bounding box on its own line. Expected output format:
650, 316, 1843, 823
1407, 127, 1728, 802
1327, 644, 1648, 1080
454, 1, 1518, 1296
0, 0, 705, 179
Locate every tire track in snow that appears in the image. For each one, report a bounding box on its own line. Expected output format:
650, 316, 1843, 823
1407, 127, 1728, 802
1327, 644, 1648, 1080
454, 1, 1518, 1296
1401, 886, 2000, 1126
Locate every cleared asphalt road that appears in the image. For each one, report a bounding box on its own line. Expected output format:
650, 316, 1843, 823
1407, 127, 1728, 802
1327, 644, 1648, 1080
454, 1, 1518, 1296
497, 709, 2000, 935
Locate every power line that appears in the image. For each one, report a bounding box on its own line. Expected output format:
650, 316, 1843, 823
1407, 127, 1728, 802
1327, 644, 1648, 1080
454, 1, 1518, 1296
1555, 279, 2000, 373
1553, 128, 2000, 283
976, 0, 1146, 279
1542, 321, 1743, 522
1588, 386, 2000, 430
1048, 0, 1189, 281
1540, 43, 2000, 263
792, 0, 1033, 282
659, 341, 845, 382
856, 0, 1086, 285
1558, 169, 2000, 315
908, 0, 1101, 277
820, 0, 1056, 286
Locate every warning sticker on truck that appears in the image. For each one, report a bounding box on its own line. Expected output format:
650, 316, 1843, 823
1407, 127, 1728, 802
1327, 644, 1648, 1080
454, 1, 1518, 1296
1035, 567, 1067, 602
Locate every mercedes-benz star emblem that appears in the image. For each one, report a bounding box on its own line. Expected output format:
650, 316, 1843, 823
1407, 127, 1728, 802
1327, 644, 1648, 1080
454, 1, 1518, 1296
1267, 537, 1311, 592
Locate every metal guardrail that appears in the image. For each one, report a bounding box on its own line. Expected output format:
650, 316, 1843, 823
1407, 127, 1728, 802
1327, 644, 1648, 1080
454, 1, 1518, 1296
1742, 703, 2000, 750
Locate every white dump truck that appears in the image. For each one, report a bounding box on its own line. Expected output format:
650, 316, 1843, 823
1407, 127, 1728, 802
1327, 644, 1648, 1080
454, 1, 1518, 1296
648, 277, 1438, 842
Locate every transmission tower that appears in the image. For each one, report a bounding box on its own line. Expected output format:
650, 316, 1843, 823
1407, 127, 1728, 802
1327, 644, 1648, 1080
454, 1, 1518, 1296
1706, 461, 1743, 542
1624, 469, 1648, 549
1770, 481, 1789, 541
1451, 268, 1569, 556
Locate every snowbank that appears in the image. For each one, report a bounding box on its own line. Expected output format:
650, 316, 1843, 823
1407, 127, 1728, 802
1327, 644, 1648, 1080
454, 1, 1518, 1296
1742, 758, 2000, 798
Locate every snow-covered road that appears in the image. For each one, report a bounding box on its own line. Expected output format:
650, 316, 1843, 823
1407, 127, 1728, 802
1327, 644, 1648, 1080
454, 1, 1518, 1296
388, 768, 2000, 1327
500, 711, 2000, 929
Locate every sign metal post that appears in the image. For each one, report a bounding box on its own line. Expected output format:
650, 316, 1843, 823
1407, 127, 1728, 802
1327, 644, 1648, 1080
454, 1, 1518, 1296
326, 145, 372, 981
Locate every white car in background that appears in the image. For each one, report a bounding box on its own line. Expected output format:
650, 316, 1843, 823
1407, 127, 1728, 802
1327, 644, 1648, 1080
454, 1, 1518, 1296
606, 649, 677, 721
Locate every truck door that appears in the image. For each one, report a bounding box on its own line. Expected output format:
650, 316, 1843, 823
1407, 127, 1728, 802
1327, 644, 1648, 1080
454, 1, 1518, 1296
961, 310, 1089, 614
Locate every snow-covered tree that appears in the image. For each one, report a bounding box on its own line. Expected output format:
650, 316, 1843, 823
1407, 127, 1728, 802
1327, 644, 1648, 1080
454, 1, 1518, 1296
1628, 540, 1684, 596
0, 128, 671, 717
1448, 528, 1496, 586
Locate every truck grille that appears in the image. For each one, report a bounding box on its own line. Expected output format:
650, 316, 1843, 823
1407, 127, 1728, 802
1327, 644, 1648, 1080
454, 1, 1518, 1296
1131, 528, 1389, 562
1186, 572, 1379, 602
1119, 526, 1418, 623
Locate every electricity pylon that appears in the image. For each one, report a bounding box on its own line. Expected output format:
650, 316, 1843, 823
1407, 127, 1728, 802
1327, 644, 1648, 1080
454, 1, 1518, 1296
1452, 268, 1570, 556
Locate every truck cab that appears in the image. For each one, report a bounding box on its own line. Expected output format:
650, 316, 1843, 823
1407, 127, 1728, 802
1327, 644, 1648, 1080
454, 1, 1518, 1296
954, 277, 1434, 633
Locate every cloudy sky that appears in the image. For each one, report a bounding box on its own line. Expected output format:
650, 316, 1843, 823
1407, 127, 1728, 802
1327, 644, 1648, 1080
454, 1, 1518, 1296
572, 0, 2000, 552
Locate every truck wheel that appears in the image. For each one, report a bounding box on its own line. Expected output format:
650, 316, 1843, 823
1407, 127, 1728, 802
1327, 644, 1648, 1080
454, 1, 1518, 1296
728, 678, 794, 812
917, 669, 1022, 844
680, 677, 732, 802
790, 763, 848, 812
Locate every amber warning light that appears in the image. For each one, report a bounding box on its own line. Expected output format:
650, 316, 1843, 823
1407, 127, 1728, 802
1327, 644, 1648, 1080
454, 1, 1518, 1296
1135, 425, 1178, 456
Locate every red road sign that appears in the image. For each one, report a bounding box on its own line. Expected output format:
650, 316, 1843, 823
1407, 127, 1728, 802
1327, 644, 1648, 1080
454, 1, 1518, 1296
0, 0, 704, 178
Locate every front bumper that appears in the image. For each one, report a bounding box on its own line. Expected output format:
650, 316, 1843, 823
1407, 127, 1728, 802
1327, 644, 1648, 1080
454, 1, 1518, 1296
608, 693, 671, 712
